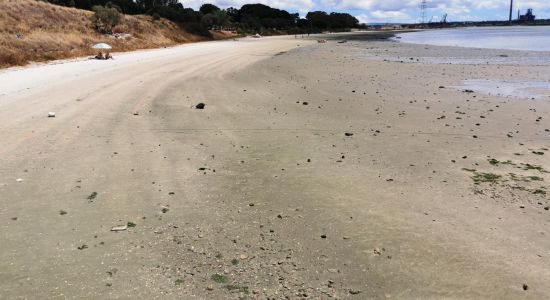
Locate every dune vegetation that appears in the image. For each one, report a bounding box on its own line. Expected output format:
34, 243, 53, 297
0, 0, 233, 68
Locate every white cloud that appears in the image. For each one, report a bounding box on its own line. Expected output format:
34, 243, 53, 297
179, 0, 550, 21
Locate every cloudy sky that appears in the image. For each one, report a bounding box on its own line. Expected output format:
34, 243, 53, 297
183, 0, 550, 24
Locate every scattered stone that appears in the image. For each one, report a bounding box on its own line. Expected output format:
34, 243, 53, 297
16, 178, 23, 182
523, 284, 529, 291
349, 289, 362, 295
321, 234, 327, 239
195, 103, 206, 109
111, 224, 128, 231
48, 112, 56, 118
59, 210, 67, 215
77, 244, 88, 250
344, 133, 354, 137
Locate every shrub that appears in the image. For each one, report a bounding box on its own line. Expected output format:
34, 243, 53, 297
91, 5, 122, 33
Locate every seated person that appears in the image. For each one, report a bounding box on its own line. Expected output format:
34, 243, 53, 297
105, 52, 114, 60
95, 52, 104, 59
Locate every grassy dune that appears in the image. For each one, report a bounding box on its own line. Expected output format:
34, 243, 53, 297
0, 0, 233, 68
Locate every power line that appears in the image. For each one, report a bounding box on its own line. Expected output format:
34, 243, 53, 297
420, 0, 428, 24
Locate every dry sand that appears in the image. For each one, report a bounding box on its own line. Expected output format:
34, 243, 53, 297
1, 33, 550, 299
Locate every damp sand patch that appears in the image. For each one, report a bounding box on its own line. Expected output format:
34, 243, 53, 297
453, 79, 550, 100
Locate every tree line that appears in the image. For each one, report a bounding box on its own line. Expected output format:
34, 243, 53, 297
43, 0, 361, 36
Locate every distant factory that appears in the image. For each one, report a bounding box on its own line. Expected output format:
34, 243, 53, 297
510, 0, 536, 23
518, 9, 536, 22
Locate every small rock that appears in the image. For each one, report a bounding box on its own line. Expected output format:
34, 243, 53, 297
48, 112, 56, 118
110, 225, 128, 232
195, 103, 206, 109
321, 234, 327, 239
349, 289, 361, 295
523, 284, 529, 291
344, 133, 354, 137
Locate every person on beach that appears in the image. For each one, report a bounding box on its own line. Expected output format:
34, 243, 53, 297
105, 52, 113, 60
95, 52, 104, 60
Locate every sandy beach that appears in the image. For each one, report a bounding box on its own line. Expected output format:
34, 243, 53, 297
1, 33, 550, 299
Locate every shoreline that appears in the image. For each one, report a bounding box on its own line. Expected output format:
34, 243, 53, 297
1, 33, 550, 298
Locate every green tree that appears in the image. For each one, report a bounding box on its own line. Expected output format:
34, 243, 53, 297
91, 5, 122, 33
199, 4, 220, 15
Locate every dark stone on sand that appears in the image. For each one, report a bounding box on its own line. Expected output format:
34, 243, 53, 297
345, 133, 354, 137
195, 103, 206, 109
523, 284, 529, 291
321, 234, 327, 239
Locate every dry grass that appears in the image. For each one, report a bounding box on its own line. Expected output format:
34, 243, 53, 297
0, 0, 235, 68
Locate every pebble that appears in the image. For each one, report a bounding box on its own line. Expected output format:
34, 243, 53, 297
349, 289, 362, 295
110, 225, 128, 231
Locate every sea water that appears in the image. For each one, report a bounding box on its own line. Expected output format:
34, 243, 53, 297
395, 26, 550, 52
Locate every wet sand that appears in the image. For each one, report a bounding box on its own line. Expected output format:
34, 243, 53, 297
1, 33, 550, 299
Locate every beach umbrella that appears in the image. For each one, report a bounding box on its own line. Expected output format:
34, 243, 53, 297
92, 43, 112, 50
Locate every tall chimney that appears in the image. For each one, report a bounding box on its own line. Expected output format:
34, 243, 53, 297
509, 0, 514, 23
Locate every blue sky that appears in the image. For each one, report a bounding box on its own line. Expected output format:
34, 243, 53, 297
183, 0, 550, 24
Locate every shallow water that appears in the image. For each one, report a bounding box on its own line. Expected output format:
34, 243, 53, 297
454, 79, 550, 99
396, 26, 550, 52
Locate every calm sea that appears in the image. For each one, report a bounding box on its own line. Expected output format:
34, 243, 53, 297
395, 26, 550, 51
